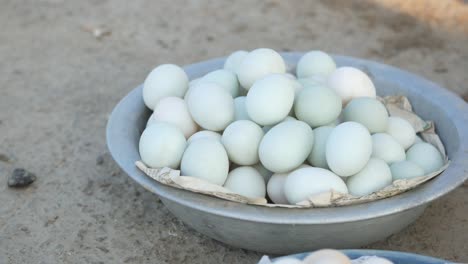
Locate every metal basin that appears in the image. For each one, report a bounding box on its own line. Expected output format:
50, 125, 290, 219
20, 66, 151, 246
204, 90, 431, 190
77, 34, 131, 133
272, 249, 448, 263
106, 53, 468, 254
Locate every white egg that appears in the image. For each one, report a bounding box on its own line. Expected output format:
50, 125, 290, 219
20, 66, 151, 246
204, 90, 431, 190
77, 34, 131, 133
200, 69, 240, 97
146, 113, 157, 128
296, 51, 336, 78
406, 142, 444, 174
343, 97, 388, 133
223, 50, 248, 73
371, 133, 406, 164
390, 160, 425, 180
267, 164, 311, 204
223, 166, 266, 199
180, 138, 229, 185
188, 77, 201, 87
267, 173, 289, 204
303, 249, 351, 264
259, 120, 314, 173
326, 122, 372, 177
187, 130, 221, 145
273, 258, 303, 264
285, 167, 348, 204
222, 120, 264, 165
246, 74, 295, 126
387, 116, 416, 150
186, 82, 235, 131
347, 158, 392, 196
327, 67, 376, 105
262, 116, 297, 134
150, 97, 198, 138
143, 64, 189, 110
253, 162, 273, 182
237, 48, 286, 89
233, 96, 251, 121
139, 122, 186, 169
308, 126, 334, 169
298, 75, 327, 88
295, 85, 342, 128
274, 258, 303, 264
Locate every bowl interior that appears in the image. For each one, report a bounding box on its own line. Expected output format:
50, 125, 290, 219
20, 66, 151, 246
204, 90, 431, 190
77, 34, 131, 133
107, 52, 468, 224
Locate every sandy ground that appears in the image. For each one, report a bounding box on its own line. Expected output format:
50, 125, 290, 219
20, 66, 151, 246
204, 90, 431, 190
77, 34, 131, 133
0, 0, 467, 263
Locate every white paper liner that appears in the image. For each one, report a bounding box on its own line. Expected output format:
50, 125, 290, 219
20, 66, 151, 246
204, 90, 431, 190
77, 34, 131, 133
136, 96, 450, 208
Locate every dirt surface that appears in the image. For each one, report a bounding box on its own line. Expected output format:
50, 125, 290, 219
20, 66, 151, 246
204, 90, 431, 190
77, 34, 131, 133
0, 0, 467, 263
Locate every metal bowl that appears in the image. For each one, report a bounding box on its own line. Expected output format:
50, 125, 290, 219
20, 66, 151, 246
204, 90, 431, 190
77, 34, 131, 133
106, 53, 468, 254
272, 249, 448, 263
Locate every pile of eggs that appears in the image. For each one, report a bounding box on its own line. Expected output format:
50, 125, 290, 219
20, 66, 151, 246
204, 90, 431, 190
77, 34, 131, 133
271, 249, 393, 264
139, 48, 445, 205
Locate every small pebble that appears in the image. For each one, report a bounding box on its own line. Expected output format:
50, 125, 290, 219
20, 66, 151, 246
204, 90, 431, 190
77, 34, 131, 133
96, 155, 105, 165
8, 168, 37, 188
0, 153, 10, 163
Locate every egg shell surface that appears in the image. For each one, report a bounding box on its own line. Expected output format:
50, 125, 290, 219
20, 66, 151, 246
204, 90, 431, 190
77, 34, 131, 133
180, 138, 229, 185
406, 142, 444, 174
342, 97, 388, 133
295, 85, 342, 128
284, 167, 348, 204
222, 120, 264, 165
187, 130, 221, 145
386, 116, 416, 150
371, 133, 406, 164
308, 126, 334, 169
303, 249, 351, 264
186, 82, 234, 131
296, 50, 337, 78
139, 122, 186, 169
200, 69, 240, 97
347, 158, 393, 196
390, 160, 425, 180
326, 122, 373, 177
151, 97, 198, 138
259, 120, 314, 173
223, 50, 248, 73
223, 166, 266, 199
233, 96, 251, 121
143, 64, 189, 110
236, 48, 286, 89
327, 66, 376, 105
246, 74, 295, 126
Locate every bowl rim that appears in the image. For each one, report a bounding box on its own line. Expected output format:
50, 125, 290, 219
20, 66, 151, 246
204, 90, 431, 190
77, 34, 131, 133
272, 249, 448, 262
107, 52, 468, 225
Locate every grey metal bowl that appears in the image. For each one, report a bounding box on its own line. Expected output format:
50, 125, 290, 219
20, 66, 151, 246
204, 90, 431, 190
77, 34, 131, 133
106, 53, 468, 254
272, 249, 449, 263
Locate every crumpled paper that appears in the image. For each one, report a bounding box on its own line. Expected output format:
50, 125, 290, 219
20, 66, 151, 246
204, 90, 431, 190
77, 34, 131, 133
136, 95, 450, 208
